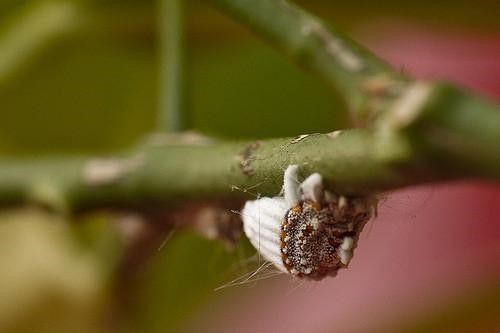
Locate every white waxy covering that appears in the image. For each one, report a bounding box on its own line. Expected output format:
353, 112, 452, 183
337, 237, 354, 265
241, 197, 288, 272
241, 164, 371, 279
283, 165, 300, 206
299, 173, 323, 203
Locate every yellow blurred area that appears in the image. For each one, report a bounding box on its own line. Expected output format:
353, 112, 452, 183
0, 209, 106, 333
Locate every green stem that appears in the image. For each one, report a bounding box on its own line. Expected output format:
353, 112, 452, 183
209, 0, 407, 116
403, 83, 500, 178
0, 131, 409, 212
158, 0, 188, 132
0, 0, 498, 218
1, 82, 500, 214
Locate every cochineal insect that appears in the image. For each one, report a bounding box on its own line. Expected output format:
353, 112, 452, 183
241, 165, 375, 280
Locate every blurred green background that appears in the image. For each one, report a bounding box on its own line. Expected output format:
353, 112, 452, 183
0, 1, 499, 332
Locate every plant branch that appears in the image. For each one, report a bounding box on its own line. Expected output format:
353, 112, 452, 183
0, 131, 410, 213
0, 0, 498, 219
1, 82, 500, 214
209, 0, 408, 117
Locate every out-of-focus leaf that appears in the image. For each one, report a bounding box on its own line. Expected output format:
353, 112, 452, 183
0, 21, 347, 155
0, 209, 107, 333
190, 43, 348, 138
131, 231, 254, 333
0, 37, 156, 155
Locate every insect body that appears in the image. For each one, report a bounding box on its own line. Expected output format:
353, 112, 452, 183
241, 165, 374, 280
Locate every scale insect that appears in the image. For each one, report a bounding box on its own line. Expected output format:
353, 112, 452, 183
241, 165, 376, 280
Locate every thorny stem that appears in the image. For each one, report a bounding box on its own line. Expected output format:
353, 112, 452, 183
209, 0, 408, 118
158, 0, 189, 132
1, 82, 500, 214
0, 0, 498, 218
0, 131, 403, 212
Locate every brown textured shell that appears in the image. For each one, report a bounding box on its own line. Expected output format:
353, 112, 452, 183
280, 197, 372, 280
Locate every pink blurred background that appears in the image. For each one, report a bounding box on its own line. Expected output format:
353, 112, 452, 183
183, 23, 500, 333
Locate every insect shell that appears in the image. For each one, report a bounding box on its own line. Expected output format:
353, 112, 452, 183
241, 165, 374, 280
